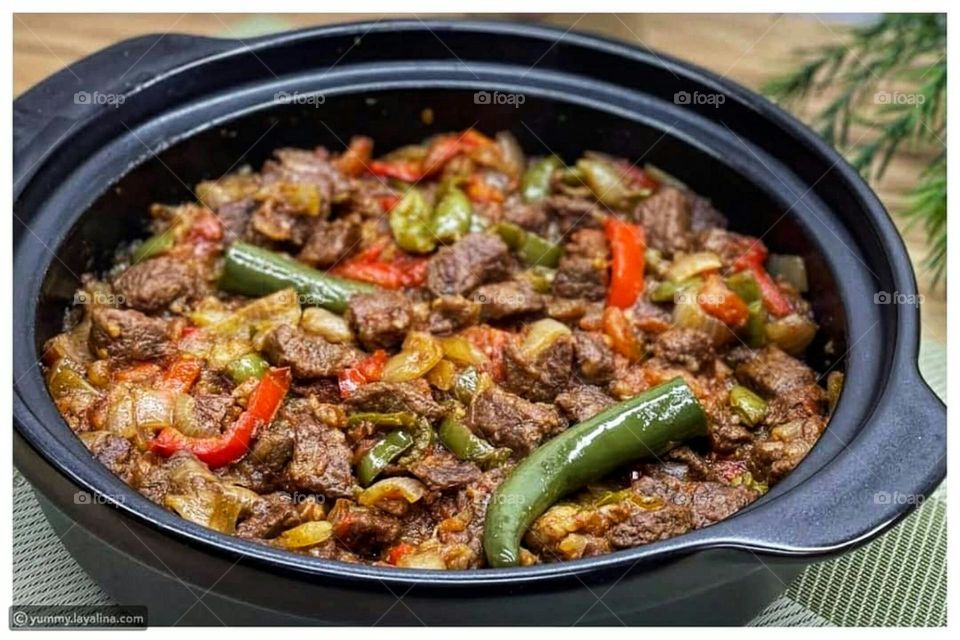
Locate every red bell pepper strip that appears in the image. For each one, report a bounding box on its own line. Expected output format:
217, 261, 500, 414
604, 217, 646, 309
733, 240, 792, 317
421, 135, 463, 177
465, 175, 505, 203
385, 542, 417, 565
114, 362, 162, 383
331, 242, 428, 289
698, 275, 749, 328
338, 350, 388, 398
150, 367, 291, 468
161, 357, 203, 394
368, 160, 423, 183
335, 135, 374, 177
377, 194, 401, 212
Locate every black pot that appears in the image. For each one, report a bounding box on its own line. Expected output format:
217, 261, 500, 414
13, 20, 945, 626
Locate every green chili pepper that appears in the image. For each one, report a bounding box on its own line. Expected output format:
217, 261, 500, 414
577, 158, 651, 210
743, 300, 767, 348
131, 231, 175, 263
225, 353, 269, 384
483, 378, 707, 567
453, 367, 486, 404
520, 156, 562, 202
439, 411, 511, 470
396, 416, 436, 467
432, 187, 473, 244
347, 411, 418, 429
492, 222, 563, 268
729, 385, 767, 426
725, 271, 762, 304
219, 242, 377, 314
390, 189, 436, 254
356, 430, 414, 487
649, 277, 703, 303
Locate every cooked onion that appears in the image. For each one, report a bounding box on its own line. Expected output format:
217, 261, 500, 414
274, 521, 333, 549
765, 313, 816, 355
382, 332, 444, 382
359, 477, 427, 508
666, 252, 723, 283
520, 318, 571, 360
672, 290, 733, 346
301, 307, 354, 343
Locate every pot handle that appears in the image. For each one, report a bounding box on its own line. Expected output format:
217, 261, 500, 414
727, 367, 945, 556
14, 33, 233, 180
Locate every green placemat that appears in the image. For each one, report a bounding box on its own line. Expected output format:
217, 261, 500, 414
12, 340, 945, 625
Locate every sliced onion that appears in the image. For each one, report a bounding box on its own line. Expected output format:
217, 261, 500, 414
426, 359, 458, 391
382, 332, 444, 382
672, 291, 733, 346
301, 307, 354, 343
274, 521, 334, 549
165, 489, 241, 534
439, 335, 489, 366
765, 313, 816, 355
359, 477, 427, 508
767, 254, 809, 293
666, 252, 723, 283
396, 546, 447, 570
132, 388, 176, 430
520, 318, 571, 360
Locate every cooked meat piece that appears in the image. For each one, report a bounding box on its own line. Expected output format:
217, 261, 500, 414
86, 432, 142, 484
426, 233, 511, 296
632, 298, 672, 333
263, 147, 352, 209
555, 385, 616, 422
606, 503, 694, 548
88, 307, 173, 361
748, 415, 827, 483
695, 228, 759, 269
735, 346, 820, 397
250, 202, 316, 246
634, 186, 691, 255
572, 330, 615, 384
281, 400, 356, 498
470, 281, 544, 320
631, 474, 756, 529
502, 201, 547, 232
688, 194, 728, 232
298, 215, 360, 268
500, 334, 574, 402
291, 377, 342, 403
552, 229, 609, 301
426, 295, 481, 335
467, 386, 565, 455
544, 195, 602, 233
216, 199, 256, 244
236, 493, 302, 539
436, 468, 508, 567
345, 291, 412, 350
345, 381, 444, 421
191, 394, 237, 437
261, 324, 361, 378
227, 418, 295, 492
651, 328, 715, 372
114, 256, 197, 312
329, 500, 401, 554
409, 447, 481, 491
544, 296, 591, 322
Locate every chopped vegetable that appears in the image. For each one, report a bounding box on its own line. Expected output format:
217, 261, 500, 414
604, 217, 646, 308
432, 187, 473, 244
382, 332, 444, 382
519, 318, 571, 360
666, 251, 722, 283
826, 371, 844, 412
225, 353, 269, 385
492, 222, 562, 268
733, 242, 792, 317
390, 189, 437, 254
698, 275, 749, 328
743, 300, 768, 348
426, 359, 458, 391
165, 489, 242, 534
338, 350, 387, 397
520, 156, 562, 202
577, 158, 644, 210
729, 385, 768, 426
347, 411, 417, 429
220, 242, 377, 314
331, 240, 429, 290
767, 254, 809, 292
438, 335, 489, 367
301, 307, 354, 343
356, 430, 414, 486
649, 277, 703, 303
765, 313, 817, 355
150, 367, 291, 468
439, 411, 511, 469
131, 231, 175, 263
673, 286, 733, 346
602, 306, 644, 361
274, 521, 334, 549
359, 477, 426, 507
484, 378, 707, 567
725, 270, 762, 304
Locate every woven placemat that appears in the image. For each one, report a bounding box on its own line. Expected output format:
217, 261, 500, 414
12, 340, 946, 626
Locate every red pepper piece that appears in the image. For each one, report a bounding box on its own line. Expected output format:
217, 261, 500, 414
150, 367, 291, 468
698, 275, 750, 328
338, 350, 388, 398
368, 160, 423, 182
465, 175, 505, 203
421, 135, 462, 177
332, 242, 428, 289
377, 194, 401, 212
385, 542, 417, 565
604, 217, 646, 309
732, 240, 791, 317
161, 357, 203, 394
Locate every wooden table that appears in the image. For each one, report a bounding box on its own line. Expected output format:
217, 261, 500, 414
14, 13, 944, 342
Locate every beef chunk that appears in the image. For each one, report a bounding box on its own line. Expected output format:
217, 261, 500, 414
501, 334, 574, 402
228, 418, 295, 492
553, 229, 609, 301
502, 201, 547, 232
281, 400, 356, 498
298, 216, 360, 268
606, 504, 694, 548
89, 307, 173, 361
426, 233, 511, 296
572, 330, 615, 383
346, 381, 444, 421
262, 324, 361, 378
555, 385, 615, 422
470, 281, 544, 320
263, 147, 352, 207
114, 256, 197, 312
329, 500, 401, 554
192, 394, 236, 437
216, 199, 255, 244
86, 432, 141, 484
427, 295, 480, 335
467, 386, 565, 454
688, 194, 728, 232
544, 195, 602, 234
236, 493, 302, 539
345, 291, 412, 350
735, 346, 820, 397
409, 447, 481, 491
748, 415, 827, 483
632, 298, 672, 333
634, 186, 691, 255
631, 474, 756, 529
651, 328, 715, 372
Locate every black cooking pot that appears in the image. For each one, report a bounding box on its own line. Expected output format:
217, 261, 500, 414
13, 20, 945, 626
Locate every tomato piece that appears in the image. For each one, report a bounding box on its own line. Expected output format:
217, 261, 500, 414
698, 275, 750, 328
604, 217, 646, 309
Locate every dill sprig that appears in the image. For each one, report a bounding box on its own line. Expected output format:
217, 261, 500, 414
764, 14, 946, 286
